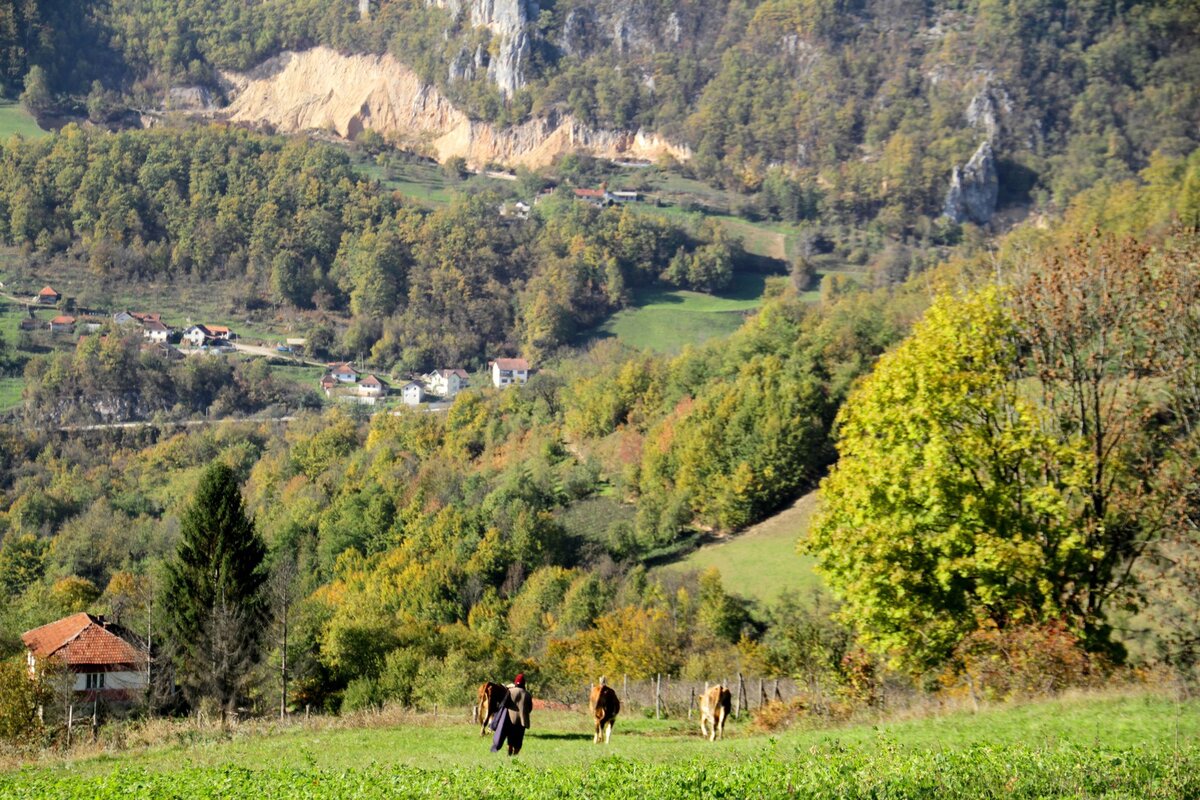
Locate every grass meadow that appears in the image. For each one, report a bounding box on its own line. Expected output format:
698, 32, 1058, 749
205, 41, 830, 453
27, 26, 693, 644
0, 102, 47, 139
661, 492, 823, 605
593, 272, 766, 353
1, 690, 1195, 798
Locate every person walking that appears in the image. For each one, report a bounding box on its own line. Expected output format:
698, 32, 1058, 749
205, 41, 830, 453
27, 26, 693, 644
490, 673, 532, 756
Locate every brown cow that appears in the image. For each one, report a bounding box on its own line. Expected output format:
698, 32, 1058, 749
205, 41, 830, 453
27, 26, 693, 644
473, 681, 507, 736
589, 677, 620, 744
699, 683, 732, 741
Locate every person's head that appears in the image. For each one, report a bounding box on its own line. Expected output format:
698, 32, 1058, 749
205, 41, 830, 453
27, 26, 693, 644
514, 673, 525, 687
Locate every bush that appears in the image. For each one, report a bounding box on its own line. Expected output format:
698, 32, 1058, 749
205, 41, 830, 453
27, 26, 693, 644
941, 621, 1106, 703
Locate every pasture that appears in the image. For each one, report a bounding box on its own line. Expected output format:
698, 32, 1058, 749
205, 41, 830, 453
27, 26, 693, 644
662, 493, 822, 604
0, 101, 47, 139
593, 272, 765, 353
1, 690, 1195, 798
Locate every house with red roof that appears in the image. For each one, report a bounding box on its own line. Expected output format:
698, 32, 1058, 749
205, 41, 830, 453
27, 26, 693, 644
35, 285, 60, 305
48, 315, 76, 333
22, 613, 149, 700
490, 358, 531, 388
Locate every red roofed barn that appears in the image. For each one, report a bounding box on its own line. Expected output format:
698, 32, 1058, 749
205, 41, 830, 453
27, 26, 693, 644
22, 613, 149, 700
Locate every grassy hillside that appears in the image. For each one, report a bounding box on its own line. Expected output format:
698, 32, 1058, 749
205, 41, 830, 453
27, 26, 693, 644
593, 272, 766, 353
0, 102, 46, 139
2, 691, 1194, 798
662, 492, 822, 604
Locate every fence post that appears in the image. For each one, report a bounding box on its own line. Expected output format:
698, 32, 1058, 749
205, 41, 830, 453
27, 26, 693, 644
66, 704, 73, 749
655, 674, 662, 720
688, 687, 694, 720
735, 672, 744, 719
759, 678, 766, 708
623, 674, 628, 706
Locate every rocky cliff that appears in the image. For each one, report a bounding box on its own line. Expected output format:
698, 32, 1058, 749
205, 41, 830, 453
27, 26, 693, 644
428, 0, 537, 97
943, 140, 998, 225
219, 47, 691, 170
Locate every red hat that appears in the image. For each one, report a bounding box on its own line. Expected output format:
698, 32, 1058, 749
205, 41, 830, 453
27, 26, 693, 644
514, 673, 525, 686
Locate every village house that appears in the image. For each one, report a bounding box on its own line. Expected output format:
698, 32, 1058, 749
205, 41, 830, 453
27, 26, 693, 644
141, 319, 171, 344
320, 374, 338, 396
358, 374, 387, 399
573, 188, 610, 208
207, 325, 233, 341
22, 613, 149, 701
401, 380, 424, 405
490, 358, 531, 388
425, 368, 470, 398
79, 317, 104, 334
328, 362, 359, 383
48, 315, 76, 334
182, 325, 212, 347
35, 285, 60, 305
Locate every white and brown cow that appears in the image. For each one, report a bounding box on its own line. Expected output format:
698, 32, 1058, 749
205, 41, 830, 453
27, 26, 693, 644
589, 677, 620, 744
699, 683, 732, 741
473, 681, 507, 736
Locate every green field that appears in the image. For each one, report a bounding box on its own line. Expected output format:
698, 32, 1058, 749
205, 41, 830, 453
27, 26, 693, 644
2, 691, 1195, 798
0, 101, 47, 139
662, 492, 822, 604
594, 272, 766, 353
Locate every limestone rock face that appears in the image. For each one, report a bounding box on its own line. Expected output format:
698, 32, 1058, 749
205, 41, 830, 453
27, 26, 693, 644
943, 140, 998, 225
428, 0, 537, 97
219, 47, 691, 170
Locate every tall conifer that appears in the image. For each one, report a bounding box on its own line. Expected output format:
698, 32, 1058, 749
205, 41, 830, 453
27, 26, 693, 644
163, 464, 266, 716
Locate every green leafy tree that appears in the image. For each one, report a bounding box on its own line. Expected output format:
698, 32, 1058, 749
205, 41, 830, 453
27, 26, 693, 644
162, 464, 267, 720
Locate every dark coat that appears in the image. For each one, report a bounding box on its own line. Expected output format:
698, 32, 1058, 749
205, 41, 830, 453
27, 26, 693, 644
506, 684, 532, 729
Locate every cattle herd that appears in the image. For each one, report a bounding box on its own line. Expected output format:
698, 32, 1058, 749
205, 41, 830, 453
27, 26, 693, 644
473, 679, 735, 745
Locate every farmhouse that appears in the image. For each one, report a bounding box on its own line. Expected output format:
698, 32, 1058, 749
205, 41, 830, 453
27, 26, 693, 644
320, 374, 337, 396
573, 188, 610, 207
490, 358, 531, 388
141, 319, 171, 343
401, 380, 424, 405
359, 374, 387, 398
48, 315, 76, 333
425, 368, 470, 398
183, 325, 213, 346
35, 285, 60, 305
207, 325, 233, 340
21, 613, 149, 701
328, 362, 359, 383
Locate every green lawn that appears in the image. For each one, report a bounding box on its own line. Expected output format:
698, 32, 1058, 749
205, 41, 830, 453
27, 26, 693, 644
2, 691, 1195, 798
0, 101, 47, 139
0, 377, 22, 411
594, 272, 767, 353
661, 492, 822, 605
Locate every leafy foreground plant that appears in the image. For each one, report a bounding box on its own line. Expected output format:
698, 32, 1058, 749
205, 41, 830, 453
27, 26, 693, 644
3, 742, 1194, 799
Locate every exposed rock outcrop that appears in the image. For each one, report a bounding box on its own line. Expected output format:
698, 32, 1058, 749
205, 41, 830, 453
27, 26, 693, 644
943, 140, 998, 225
428, 0, 536, 96
219, 47, 691, 170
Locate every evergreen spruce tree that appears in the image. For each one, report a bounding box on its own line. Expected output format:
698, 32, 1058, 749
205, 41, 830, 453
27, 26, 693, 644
163, 464, 267, 719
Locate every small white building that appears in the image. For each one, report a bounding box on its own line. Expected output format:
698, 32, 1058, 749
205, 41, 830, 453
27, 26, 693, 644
183, 325, 212, 347
359, 374, 387, 399
329, 362, 359, 383
401, 381, 424, 405
490, 358, 531, 388
142, 319, 171, 343
426, 368, 470, 398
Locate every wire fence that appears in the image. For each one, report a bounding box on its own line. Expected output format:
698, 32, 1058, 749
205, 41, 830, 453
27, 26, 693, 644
554, 673, 800, 720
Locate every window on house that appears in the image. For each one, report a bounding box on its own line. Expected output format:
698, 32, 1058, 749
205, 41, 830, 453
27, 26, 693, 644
85, 672, 105, 690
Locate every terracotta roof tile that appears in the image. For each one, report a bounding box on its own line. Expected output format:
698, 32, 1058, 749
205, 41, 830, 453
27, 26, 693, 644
22, 613, 146, 667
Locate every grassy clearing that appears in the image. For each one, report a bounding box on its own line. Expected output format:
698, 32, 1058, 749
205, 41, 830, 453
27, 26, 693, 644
594, 272, 765, 353
661, 492, 822, 604
0, 377, 23, 411
0, 101, 47, 139
2, 691, 1194, 798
